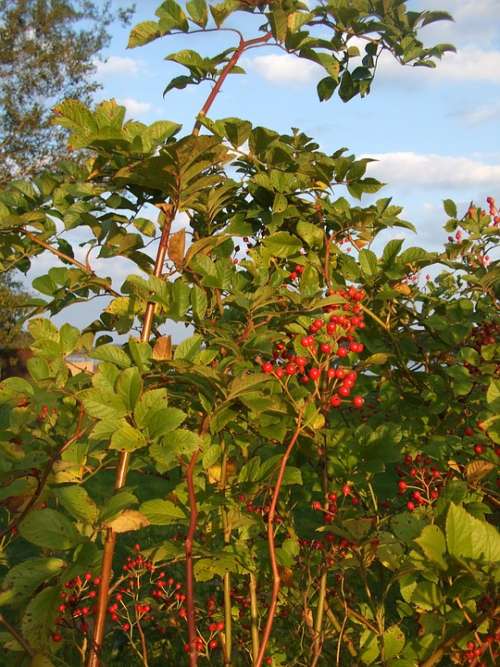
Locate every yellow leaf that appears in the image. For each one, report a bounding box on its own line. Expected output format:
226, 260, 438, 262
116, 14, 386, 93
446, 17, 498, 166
394, 283, 412, 296
106, 509, 150, 533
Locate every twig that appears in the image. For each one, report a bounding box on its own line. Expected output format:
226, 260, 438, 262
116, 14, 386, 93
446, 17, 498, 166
0, 613, 34, 656
185, 450, 199, 667
249, 573, 260, 664
136, 618, 149, 667
323, 601, 357, 657
255, 414, 304, 667
20, 229, 120, 297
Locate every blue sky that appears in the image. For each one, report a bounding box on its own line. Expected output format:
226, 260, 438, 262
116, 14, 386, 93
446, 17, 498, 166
31, 0, 500, 334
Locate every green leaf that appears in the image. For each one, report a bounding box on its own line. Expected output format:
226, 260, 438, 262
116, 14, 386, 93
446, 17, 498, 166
91, 344, 131, 368
443, 198, 457, 217
186, 0, 208, 27
20, 509, 80, 550
116, 367, 143, 410
0, 557, 65, 607
296, 221, 324, 247
202, 443, 221, 469
145, 407, 187, 438
55, 486, 98, 524
100, 490, 138, 522
110, 422, 147, 451
415, 524, 447, 570
446, 503, 500, 562
140, 499, 186, 524
127, 21, 162, 48
487, 378, 500, 411
317, 76, 338, 101
31, 655, 56, 667
0, 377, 33, 403
134, 388, 168, 428
150, 429, 201, 464
383, 625, 405, 660
191, 285, 208, 320
272, 192, 288, 214
21, 586, 60, 651
81, 389, 128, 421
263, 232, 302, 258
174, 333, 203, 360
359, 249, 378, 277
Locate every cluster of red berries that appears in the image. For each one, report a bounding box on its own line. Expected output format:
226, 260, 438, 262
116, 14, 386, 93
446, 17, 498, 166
52, 572, 99, 642
52, 545, 225, 658
311, 485, 361, 522
457, 632, 499, 665
288, 263, 305, 282
260, 286, 367, 409
238, 495, 283, 524
395, 455, 447, 511
183, 621, 223, 654
468, 321, 499, 350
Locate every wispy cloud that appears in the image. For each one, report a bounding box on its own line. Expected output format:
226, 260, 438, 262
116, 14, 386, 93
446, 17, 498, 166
365, 152, 500, 189
251, 53, 321, 85
454, 101, 500, 125
378, 47, 500, 85
94, 56, 141, 77
117, 98, 152, 116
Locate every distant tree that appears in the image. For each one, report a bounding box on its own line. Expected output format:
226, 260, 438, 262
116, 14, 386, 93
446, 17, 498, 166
0, 270, 30, 348
0, 0, 134, 184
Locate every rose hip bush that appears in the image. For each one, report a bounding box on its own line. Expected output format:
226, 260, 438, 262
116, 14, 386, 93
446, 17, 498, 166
0, 2, 498, 666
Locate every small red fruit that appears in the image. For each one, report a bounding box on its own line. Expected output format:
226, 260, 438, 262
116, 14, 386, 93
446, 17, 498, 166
262, 361, 273, 373
352, 395, 364, 408
406, 501, 415, 511
338, 385, 351, 397
309, 368, 321, 381
473, 443, 485, 455
52, 633, 63, 642
337, 347, 348, 358
330, 395, 341, 407
320, 343, 332, 354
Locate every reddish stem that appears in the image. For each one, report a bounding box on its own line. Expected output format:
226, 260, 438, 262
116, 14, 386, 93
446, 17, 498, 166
185, 450, 199, 667
193, 32, 272, 135
86, 210, 174, 667
255, 416, 303, 667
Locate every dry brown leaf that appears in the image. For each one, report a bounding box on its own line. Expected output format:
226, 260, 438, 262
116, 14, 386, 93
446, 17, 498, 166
466, 459, 495, 483
153, 335, 172, 361
168, 229, 185, 267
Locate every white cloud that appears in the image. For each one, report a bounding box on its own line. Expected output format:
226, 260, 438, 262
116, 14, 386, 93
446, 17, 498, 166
94, 56, 140, 77
378, 47, 500, 85
251, 53, 321, 85
417, 0, 500, 47
365, 152, 500, 190
118, 98, 152, 116
455, 101, 500, 125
